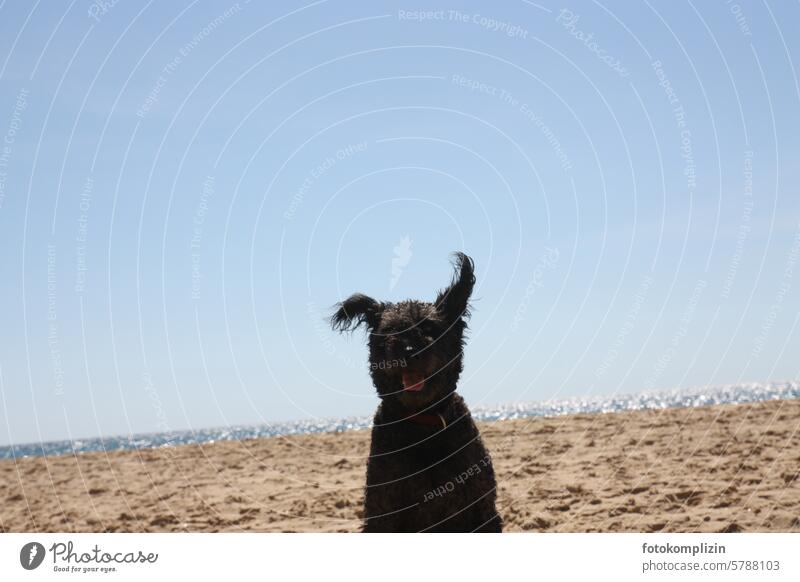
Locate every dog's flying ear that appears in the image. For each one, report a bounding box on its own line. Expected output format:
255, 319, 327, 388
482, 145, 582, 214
330, 293, 384, 332
435, 252, 475, 321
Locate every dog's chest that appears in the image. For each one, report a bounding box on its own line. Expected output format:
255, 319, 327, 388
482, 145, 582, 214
380, 423, 481, 482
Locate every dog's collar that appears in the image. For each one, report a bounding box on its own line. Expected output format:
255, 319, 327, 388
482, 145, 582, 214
407, 412, 448, 430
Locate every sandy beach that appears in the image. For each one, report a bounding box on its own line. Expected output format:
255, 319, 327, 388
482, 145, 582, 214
1, 398, 798, 533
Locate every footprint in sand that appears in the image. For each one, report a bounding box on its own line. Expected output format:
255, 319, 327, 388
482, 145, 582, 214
664, 490, 703, 506
149, 515, 179, 527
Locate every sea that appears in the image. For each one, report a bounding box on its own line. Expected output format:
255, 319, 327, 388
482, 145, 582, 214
1, 380, 798, 460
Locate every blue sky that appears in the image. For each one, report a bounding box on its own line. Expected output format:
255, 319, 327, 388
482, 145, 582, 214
1, 0, 798, 446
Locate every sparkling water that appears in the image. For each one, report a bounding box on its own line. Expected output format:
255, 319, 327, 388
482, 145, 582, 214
1, 380, 797, 459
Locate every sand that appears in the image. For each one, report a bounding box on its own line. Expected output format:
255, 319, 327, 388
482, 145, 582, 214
1, 398, 799, 533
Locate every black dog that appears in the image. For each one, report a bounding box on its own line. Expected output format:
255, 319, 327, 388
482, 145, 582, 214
331, 253, 502, 532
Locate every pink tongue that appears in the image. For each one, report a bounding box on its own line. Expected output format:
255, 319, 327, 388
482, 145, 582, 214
402, 372, 426, 392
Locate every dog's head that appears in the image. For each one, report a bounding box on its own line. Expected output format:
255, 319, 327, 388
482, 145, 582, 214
330, 252, 475, 412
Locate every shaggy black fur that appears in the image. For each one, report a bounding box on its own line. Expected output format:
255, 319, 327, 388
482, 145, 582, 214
330, 253, 502, 532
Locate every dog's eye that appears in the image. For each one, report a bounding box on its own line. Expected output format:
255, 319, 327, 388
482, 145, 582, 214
420, 324, 437, 338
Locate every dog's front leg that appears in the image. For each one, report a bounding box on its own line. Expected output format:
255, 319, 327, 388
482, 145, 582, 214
362, 463, 406, 532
